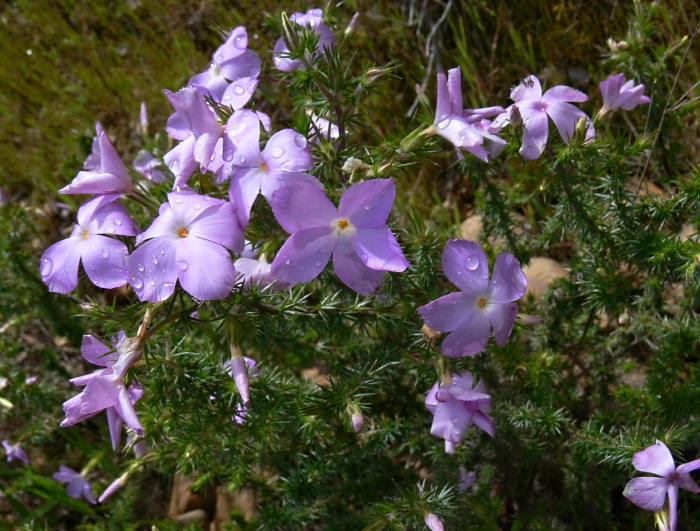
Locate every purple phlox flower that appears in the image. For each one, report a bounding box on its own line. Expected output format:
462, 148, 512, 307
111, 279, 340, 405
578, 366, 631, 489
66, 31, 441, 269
3, 440, 29, 465
223, 357, 259, 424
133, 150, 166, 183
599, 73, 651, 116
417, 239, 526, 357
227, 112, 322, 228
128, 189, 243, 302
309, 115, 340, 144
425, 371, 494, 454
492, 75, 595, 160
623, 440, 700, 531
457, 466, 476, 492
61, 333, 144, 450
234, 241, 291, 292
53, 465, 96, 504
60, 122, 134, 194
188, 26, 261, 100
270, 178, 410, 294
424, 512, 445, 531
274, 8, 336, 72
431, 67, 504, 162
40, 194, 139, 294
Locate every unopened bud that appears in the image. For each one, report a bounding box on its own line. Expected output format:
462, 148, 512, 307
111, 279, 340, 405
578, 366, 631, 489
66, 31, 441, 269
344, 12, 360, 36
516, 313, 544, 325
280, 13, 301, 57
342, 157, 371, 173
570, 116, 590, 147
140, 102, 148, 130
618, 312, 630, 325
98, 472, 129, 503
509, 104, 522, 126
424, 513, 445, 531
231, 353, 250, 404
351, 412, 364, 433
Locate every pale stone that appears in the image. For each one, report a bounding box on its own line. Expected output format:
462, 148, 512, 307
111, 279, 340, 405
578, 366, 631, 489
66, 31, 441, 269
522, 257, 568, 301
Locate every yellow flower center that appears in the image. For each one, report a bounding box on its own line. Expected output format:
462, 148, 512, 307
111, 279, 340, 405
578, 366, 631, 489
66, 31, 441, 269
337, 219, 349, 229
178, 227, 189, 238
260, 161, 268, 171
477, 297, 487, 308
82, 230, 90, 239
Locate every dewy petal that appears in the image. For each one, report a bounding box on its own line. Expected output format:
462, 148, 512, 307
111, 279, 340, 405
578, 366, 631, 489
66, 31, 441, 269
520, 108, 549, 160
106, 407, 123, 450
633, 440, 676, 477
116, 385, 144, 436
76, 194, 121, 229
417, 292, 471, 332
543, 85, 588, 103
262, 129, 314, 173
511, 75, 542, 102
137, 203, 179, 243
229, 167, 264, 228
472, 410, 496, 436
41, 238, 83, 294
440, 309, 491, 357
219, 49, 262, 81
623, 476, 669, 511
167, 191, 225, 232
89, 201, 138, 237
270, 183, 339, 234
351, 226, 409, 272
339, 178, 395, 228
223, 109, 262, 167
447, 67, 463, 114
434, 72, 451, 124
486, 302, 518, 346
163, 136, 199, 188
81, 235, 129, 289
187, 202, 243, 252
127, 237, 179, 302
221, 76, 258, 110
546, 101, 589, 144
332, 251, 386, 294
488, 253, 527, 303
430, 396, 471, 443
259, 171, 324, 204
441, 239, 490, 293
215, 26, 248, 63
176, 236, 236, 300
270, 227, 335, 285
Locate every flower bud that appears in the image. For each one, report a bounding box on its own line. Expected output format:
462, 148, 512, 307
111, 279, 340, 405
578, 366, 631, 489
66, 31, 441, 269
344, 12, 360, 37
280, 13, 301, 58
351, 412, 364, 433
231, 355, 250, 404
424, 512, 445, 531
98, 472, 129, 503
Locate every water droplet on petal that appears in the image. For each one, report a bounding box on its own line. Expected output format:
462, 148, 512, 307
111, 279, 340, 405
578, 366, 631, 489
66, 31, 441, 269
437, 117, 451, 130
465, 255, 478, 270
239, 155, 246, 164
457, 128, 471, 144
272, 146, 285, 158
152, 255, 159, 265
137, 263, 145, 272
285, 259, 291, 265
233, 85, 244, 95
435, 405, 443, 413
105, 227, 115, 234
294, 135, 307, 148
450, 417, 459, 424
215, 53, 224, 63
101, 249, 110, 259
361, 253, 368, 261
177, 260, 189, 271
452, 427, 461, 436
113, 219, 122, 226
40, 258, 53, 277
149, 280, 156, 287
223, 94, 231, 102
155, 282, 175, 300
169, 160, 180, 173
234, 35, 246, 50
194, 203, 202, 210
314, 260, 322, 267
174, 197, 183, 204
203, 196, 211, 201
131, 277, 143, 289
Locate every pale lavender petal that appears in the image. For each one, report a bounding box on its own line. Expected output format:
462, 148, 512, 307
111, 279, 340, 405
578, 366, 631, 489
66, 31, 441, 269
339, 178, 395, 228
106, 407, 123, 450
127, 237, 179, 302
511, 75, 542, 102
116, 386, 144, 436
136, 203, 179, 243
223, 109, 262, 167
82, 481, 97, 504
83, 127, 102, 170
600, 74, 623, 107
332, 251, 386, 294
546, 101, 590, 144
351, 226, 409, 272
623, 476, 669, 511
66, 478, 85, 499
40, 238, 82, 294
53, 466, 79, 483
668, 483, 678, 531
214, 26, 248, 63
487, 302, 518, 346
80, 335, 112, 367
633, 440, 676, 477
676, 457, 700, 476
618, 85, 649, 110
165, 113, 191, 141
520, 108, 549, 160
164, 88, 219, 140
81, 235, 129, 289
76, 193, 121, 229
262, 129, 314, 172
163, 136, 199, 188
271, 227, 336, 285
194, 130, 222, 171
189, 70, 229, 100
90, 204, 138, 237
488, 253, 527, 303
176, 236, 236, 300
221, 77, 258, 110
220, 49, 262, 81
417, 292, 471, 333
425, 513, 445, 531
273, 37, 302, 72
472, 410, 496, 436
440, 310, 491, 357
259, 171, 324, 204
229, 167, 263, 227
187, 202, 243, 252
543, 85, 588, 103
430, 396, 471, 443
450, 371, 475, 392
59, 170, 131, 195
167, 191, 225, 234
270, 183, 339, 233
447, 67, 463, 114
441, 239, 489, 293
464, 106, 505, 123
424, 381, 439, 412
676, 472, 700, 494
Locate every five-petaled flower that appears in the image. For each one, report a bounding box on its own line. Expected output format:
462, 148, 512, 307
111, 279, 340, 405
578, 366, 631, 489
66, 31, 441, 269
599, 73, 651, 116
3, 440, 29, 465
53, 465, 97, 504
270, 178, 409, 294
417, 239, 526, 357
425, 370, 495, 454
623, 440, 700, 531
273, 8, 336, 72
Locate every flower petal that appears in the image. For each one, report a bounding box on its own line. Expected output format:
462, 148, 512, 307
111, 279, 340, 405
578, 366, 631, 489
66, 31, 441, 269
351, 226, 409, 272
229, 167, 263, 228
543, 85, 588, 103
270, 183, 338, 233
271, 227, 335, 285
633, 440, 676, 477
430, 396, 471, 443
332, 251, 386, 294
339, 178, 395, 228
546, 101, 591, 144
623, 476, 669, 511
440, 309, 491, 357
435, 72, 451, 124
223, 110, 262, 167
676, 457, 700, 476
263, 129, 314, 172
442, 239, 490, 293
187, 202, 243, 252
106, 407, 123, 450
472, 410, 496, 436
417, 292, 471, 333
163, 136, 199, 188
447, 67, 463, 114
520, 107, 549, 160
486, 302, 518, 346
259, 171, 324, 204
127, 237, 179, 302
80, 335, 112, 367
81, 235, 129, 289
176, 236, 236, 300
40, 238, 82, 294
488, 253, 527, 303
511, 75, 542, 102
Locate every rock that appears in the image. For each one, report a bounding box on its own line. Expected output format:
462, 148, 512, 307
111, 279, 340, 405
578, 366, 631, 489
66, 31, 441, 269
522, 257, 568, 301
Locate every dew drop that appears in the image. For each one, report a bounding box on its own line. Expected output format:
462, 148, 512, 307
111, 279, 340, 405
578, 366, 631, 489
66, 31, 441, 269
457, 128, 471, 144
151, 256, 159, 265
160, 250, 165, 255
194, 203, 202, 210
465, 255, 479, 270
233, 35, 246, 50
215, 53, 224, 63
131, 277, 143, 289
239, 155, 246, 164
294, 135, 307, 148
272, 146, 285, 158
309, 8, 323, 16
233, 85, 244, 95
169, 160, 180, 173
113, 219, 122, 226
203, 196, 211, 201
174, 197, 183, 204
105, 227, 115, 234
40, 258, 53, 277
137, 263, 145, 272
155, 282, 175, 300
101, 249, 110, 259
435, 405, 443, 413
177, 260, 189, 271
452, 427, 461, 436
437, 117, 451, 130
223, 94, 231, 103
149, 280, 156, 287
285, 259, 291, 265
314, 260, 322, 267
361, 253, 368, 261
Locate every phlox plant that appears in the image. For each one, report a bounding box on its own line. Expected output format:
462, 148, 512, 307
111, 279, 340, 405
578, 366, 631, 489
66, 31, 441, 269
2, 2, 700, 529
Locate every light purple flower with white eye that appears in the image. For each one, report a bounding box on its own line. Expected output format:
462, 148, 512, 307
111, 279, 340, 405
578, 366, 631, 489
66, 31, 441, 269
492, 75, 595, 160
61, 333, 144, 449
309, 115, 340, 144
234, 241, 291, 292
425, 371, 494, 454
227, 112, 322, 228
133, 150, 166, 183
270, 179, 410, 294
431, 67, 504, 162
417, 239, 526, 357
53, 465, 96, 504
623, 440, 700, 531
599, 73, 651, 116
274, 8, 336, 72
3, 440, 29, 465
128, 189, 243, 302
40, 194, 139, 294
189, 26, 262, 100
60, 122, 134, 195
